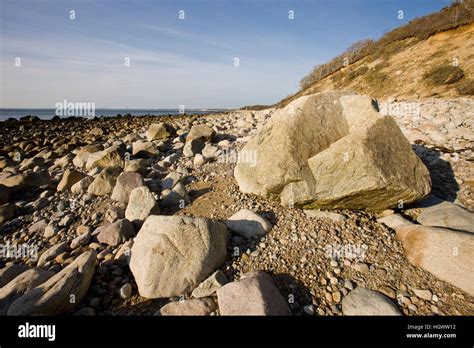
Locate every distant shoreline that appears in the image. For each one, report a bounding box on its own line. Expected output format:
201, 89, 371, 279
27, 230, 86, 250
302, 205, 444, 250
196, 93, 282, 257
0, 109, 229, 122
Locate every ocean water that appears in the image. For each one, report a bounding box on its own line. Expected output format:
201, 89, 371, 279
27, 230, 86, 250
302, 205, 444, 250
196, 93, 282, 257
0, 108, 226, 121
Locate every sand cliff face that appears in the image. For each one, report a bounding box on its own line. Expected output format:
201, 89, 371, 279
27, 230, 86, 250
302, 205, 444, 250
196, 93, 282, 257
280, 23, 474, 107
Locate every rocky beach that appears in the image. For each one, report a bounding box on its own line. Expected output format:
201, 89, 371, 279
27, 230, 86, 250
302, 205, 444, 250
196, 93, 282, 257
0, 92, 473, 316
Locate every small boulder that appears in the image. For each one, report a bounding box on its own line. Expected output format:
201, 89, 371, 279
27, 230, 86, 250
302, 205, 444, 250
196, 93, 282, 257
96, 219, 135, 247
160, 183, 190, 209
37, 242, 69, 267
70, 176, 94, 194
342, 287, 401, 315
87, 166, 122, 196
161, 172, 182, 190
377, 214, 414, 229
225, 209, 272, 239
57, 169, 87, 192
111, 171, 145, 203
217, 271, 291, 315
146, 123, 174, 141
156, 298, 217, 316
186, 124, 216, 144
85, 145, 124, 171
183, 138, 205, 158
132, 140, 159, 158
125, 186, 160, 223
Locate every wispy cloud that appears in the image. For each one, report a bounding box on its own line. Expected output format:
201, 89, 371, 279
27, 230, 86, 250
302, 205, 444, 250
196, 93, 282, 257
142, 24, 235, 51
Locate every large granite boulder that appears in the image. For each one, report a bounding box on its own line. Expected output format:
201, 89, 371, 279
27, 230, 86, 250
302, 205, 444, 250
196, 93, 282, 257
234, 92, 431, 210
129, 215, 228, 298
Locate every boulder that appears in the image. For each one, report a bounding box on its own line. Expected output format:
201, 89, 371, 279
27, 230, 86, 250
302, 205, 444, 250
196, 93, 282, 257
96, 219, 135, 246
89, 127, 104, 136
87, 166, 122, 196
186, 124, 216, 143
161, 172, 182, 190
111, 171, 145, 203
28, 219, 48, 235
57, 169, 87, 192
156, 298, 217, 316
396, 225, 474, 296
72, 144, 104, 168
225, 209, 272, 239
342, 287, 401, 315
70, 176, 94, 194
70, 229, 91, 249
85, 145, 124, 171
7, 251, 96, 315
146, 123, 174, 141
377, 214, 414, 229
124, 159, 148, 175
217, 271, 291, 315
129, 215, 228, 298
0, 170, 51, 193
183, 138, 205, 158
202, 144, 219, 159
193, 154, 207, 166
132, 140, 159, 158
234, 92, 431, 210
0, 264, 30, 288
125, 186, 160, 223
0, 268, 54, 315
37, 241, 69, 267
105, 206, 125, 223
19, 156, 45, 171
417, 201, 474, 233
160, 183, 190, 209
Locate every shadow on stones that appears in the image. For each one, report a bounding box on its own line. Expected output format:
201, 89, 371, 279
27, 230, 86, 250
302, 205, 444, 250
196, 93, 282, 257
271, 272, 313, 315
412, 144, 459, 203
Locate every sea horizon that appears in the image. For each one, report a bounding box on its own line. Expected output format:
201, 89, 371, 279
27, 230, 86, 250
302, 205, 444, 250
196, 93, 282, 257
0, 108, 229, 121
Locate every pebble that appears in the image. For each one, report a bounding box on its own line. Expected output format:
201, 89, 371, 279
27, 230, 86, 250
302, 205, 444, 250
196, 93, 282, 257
119, 283, 132, 299
332, 291, 342, 303
303, 304, 315, 315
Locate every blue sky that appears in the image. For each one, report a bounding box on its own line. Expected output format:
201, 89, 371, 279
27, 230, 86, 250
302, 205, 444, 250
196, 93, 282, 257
0, 0, 451, 109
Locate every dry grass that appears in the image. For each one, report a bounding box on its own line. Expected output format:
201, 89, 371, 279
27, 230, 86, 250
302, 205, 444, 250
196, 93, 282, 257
299, 0, 474, 90
423, 65, 465, 85
456, 79, 474, 95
